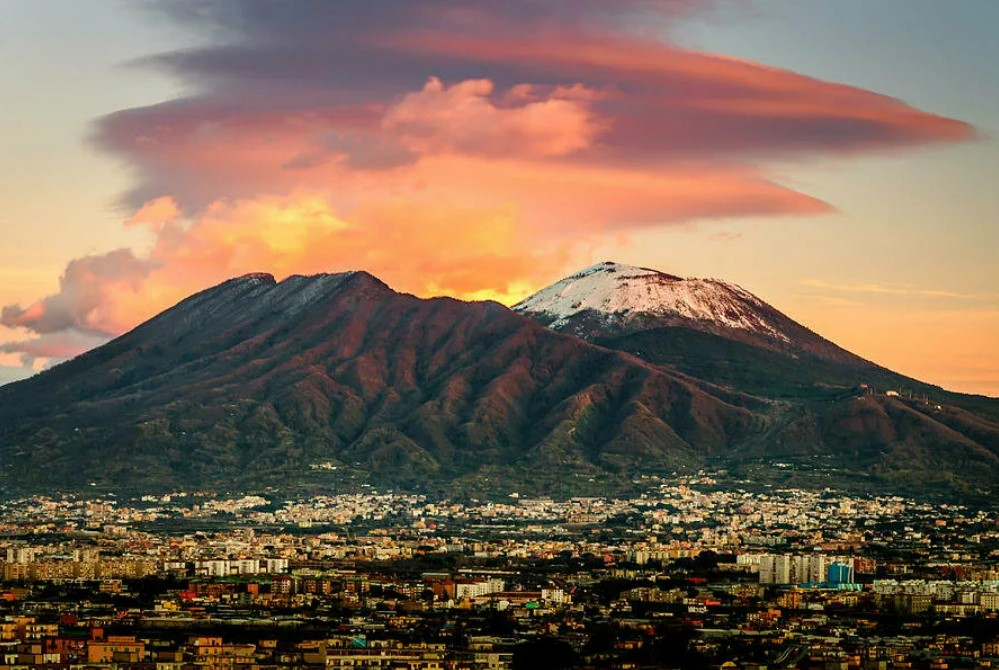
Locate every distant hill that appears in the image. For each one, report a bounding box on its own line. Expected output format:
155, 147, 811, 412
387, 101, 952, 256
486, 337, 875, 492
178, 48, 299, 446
1, 263, 996, 502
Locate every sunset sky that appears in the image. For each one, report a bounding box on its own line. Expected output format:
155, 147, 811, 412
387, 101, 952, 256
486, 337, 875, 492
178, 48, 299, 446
1, 0, 996, 396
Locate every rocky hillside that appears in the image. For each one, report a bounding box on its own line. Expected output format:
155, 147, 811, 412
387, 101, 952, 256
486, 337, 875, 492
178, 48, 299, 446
1, 266, 996, 501
0, 271, 761, 497
517, 262, 999, 498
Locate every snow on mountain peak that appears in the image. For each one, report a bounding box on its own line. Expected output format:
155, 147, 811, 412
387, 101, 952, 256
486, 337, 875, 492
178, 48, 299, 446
233, 272, 277, 284
514, 261, 789, 341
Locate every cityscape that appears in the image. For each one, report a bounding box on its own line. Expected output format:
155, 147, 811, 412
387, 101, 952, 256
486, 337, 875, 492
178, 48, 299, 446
2, 1, 997, 669
1, 476, 998, 668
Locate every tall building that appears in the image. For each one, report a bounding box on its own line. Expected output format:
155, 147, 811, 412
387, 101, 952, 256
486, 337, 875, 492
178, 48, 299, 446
827, 562, 855, 585
757, 554, 851, 585
809, 555, 832, 584
759, 555, 776, 584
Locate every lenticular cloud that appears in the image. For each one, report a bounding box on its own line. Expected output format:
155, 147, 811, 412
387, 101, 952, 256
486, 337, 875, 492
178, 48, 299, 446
1, 0, 975, 365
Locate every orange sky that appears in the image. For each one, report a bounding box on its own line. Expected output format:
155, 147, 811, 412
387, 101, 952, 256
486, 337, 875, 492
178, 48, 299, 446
1, 1, 996, 396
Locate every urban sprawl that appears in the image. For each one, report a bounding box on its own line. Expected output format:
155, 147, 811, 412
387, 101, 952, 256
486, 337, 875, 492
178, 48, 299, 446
1, 475, 998, 669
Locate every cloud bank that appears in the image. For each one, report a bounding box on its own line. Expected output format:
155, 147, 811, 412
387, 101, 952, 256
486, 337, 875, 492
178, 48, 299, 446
1, 0, 974, 365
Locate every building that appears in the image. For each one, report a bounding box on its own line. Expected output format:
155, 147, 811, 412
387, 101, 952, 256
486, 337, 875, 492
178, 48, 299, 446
828, 562, 855, 585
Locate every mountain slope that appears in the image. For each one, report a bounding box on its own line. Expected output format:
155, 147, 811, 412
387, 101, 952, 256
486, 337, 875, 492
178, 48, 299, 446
516, 262, 999, 497
515, 262, 996, 408
2, 265, 996, 501
0, 271, 762, 497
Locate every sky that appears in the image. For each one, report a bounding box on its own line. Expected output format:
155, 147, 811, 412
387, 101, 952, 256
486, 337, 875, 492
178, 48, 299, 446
0, 0, 996, 396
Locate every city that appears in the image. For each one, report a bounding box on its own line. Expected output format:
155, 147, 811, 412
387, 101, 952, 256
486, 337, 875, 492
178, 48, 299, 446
2, 2, 997, 668
1, 476, 998, 668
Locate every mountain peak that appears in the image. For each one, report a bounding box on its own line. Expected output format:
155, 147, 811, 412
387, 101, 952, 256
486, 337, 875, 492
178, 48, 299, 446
515, 261, 874, 365
205, 270, 395, 300
573, 260, 685, 282
240, 271, 277, 282
513, 260, 782, 338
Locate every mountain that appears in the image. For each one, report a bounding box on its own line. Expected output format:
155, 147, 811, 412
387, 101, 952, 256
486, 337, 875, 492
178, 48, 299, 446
515, 262, 999, 497
0, 271, 763, 498
1, 264, 996, 502
514, 261, 862, 364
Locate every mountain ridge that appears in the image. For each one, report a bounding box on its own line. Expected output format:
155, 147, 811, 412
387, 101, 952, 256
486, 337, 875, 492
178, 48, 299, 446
1, 263, 996, 502
0, 268, 763, 498
515, 262, 999, 499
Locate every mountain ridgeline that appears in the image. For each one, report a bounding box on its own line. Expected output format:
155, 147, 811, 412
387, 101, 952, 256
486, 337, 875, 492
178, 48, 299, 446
1, 263, 997, 501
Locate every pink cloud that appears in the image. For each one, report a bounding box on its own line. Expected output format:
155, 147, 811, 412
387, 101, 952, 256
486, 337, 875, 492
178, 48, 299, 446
383, 77, 604, 158
2, 1, 976, 361
1, 249, 153, 336
385, 29, 974, 160
0, 329, 110, 368
1, 192, 572, 359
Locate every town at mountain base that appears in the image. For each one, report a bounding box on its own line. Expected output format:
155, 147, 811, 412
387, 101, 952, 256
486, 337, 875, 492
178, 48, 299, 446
1, 263, 996, 502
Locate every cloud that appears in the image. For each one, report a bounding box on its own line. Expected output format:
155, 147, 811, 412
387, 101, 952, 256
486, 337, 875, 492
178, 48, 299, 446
125, 196, 181, 232
94, 3, 973, 211
710, 230, 744, 242
792, 293, 864, 308
0, 330, 110, 360
1, 249, 154, 336
801, 278, 999, 302
383, 77, 603, 158
0, 329, 110, 371
384, 29, 973, 161
1, 193, 570, 359
3, 1, 976, 361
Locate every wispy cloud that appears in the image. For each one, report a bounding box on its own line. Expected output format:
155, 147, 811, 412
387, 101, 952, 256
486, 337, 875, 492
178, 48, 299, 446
793, 293, 864, 307
710, 230, 744, 242
801, 278, 999, 302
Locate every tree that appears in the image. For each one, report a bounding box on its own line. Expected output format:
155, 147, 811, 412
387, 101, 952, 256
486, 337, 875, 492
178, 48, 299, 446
511, 637, 579, 669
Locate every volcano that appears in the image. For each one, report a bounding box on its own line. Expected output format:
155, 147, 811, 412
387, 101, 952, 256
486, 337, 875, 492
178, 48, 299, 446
1, 264, 996, 501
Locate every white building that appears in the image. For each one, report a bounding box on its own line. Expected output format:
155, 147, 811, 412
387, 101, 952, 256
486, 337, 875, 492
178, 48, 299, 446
455, 579, 505, 600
